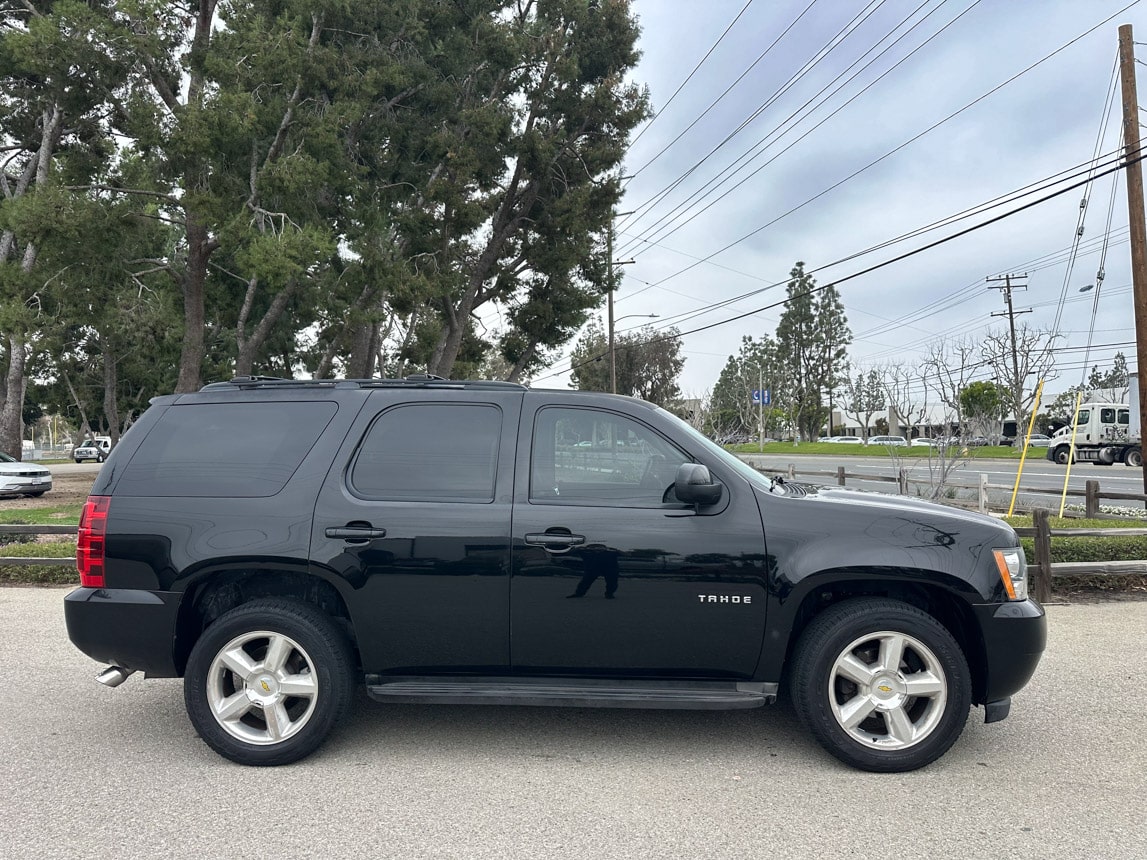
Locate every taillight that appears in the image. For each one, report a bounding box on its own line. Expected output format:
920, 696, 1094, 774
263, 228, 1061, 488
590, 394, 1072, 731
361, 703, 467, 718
77, 495, 111, 587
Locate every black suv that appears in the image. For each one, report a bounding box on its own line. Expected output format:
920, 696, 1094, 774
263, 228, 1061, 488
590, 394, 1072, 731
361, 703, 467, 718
64, 377, 1046, 772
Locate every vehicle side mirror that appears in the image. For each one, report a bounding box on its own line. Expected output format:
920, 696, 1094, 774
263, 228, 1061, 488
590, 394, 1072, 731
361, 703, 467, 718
674, 463, 722, 507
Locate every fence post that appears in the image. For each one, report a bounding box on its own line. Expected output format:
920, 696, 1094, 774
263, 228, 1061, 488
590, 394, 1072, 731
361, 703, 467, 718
837, 466, 846, 487
979, 473, 989, 514
897, 468, 907, 495
1085, 480, 1100, 518
1031, 508, 1053, 603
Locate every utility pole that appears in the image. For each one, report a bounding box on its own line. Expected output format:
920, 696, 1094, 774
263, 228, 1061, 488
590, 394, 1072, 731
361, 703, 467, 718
607, 225, 615, 394
1118, 23, 1147, 491
988, 273, 1032, 433
606, 212, 635, 395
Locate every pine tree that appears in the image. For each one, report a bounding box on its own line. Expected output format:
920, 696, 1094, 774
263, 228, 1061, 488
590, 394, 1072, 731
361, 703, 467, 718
775, 263, 851, 441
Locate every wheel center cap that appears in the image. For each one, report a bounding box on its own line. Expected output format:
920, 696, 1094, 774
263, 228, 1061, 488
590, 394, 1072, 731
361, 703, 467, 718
871, 675, 905, 704
246, 674, 280, 704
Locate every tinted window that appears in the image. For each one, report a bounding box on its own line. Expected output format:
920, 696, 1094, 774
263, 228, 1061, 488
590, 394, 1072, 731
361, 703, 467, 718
530, 407, 689, 507
1100, 408, 1116, 423
1119, 409, 1130, 425
116, 401, 337, 497
350, 404, 500, 502
1076, 410, 1090, 425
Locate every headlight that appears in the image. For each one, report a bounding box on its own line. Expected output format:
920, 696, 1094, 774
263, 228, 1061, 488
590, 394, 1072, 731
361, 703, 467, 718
993, 547, 1028, 601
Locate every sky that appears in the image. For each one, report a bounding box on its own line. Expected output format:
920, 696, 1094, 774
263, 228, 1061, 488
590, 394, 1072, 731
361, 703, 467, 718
522, 0, 1147, 403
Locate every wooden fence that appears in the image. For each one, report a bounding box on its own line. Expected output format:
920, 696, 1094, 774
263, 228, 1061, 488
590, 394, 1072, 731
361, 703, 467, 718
749, 461, 1146, 518
1013, 509, 1147, 602
5, 503, 1147, 599
0, 524, 77, 567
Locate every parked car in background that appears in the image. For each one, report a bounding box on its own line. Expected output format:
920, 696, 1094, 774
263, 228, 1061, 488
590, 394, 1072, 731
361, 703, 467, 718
869, 435, 908, 447
830, 436, 863, 444
1023, 434, 1052, 448
911, 437, 940, 447
73, 437, 112, 463
0, 452, 52, 497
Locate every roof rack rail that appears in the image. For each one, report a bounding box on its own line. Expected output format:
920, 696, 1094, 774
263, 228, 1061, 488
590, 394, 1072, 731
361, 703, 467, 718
201, 376, 527, 392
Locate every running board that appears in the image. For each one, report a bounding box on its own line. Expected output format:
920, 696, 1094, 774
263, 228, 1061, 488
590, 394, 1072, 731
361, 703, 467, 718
365, 677, 777, 710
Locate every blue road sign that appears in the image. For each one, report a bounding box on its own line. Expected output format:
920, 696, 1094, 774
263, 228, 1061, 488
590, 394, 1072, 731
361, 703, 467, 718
752, 389, 771, 406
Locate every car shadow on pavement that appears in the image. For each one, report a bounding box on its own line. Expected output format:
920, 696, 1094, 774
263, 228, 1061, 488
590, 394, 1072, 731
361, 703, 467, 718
318, 686, 817, 764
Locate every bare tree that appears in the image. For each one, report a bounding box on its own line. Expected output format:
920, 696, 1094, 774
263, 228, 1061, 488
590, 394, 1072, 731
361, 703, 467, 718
838, 367, 885, 442
881, 361, 930, 438
923, 334, 983, 436
981, 323, 1060, 435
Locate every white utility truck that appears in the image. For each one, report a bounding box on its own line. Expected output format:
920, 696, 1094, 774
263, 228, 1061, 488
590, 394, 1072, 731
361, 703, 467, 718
1047, 373, 1141, 466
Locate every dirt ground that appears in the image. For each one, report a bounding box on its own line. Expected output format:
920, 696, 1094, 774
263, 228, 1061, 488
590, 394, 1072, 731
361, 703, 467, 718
2, 472, 94, 511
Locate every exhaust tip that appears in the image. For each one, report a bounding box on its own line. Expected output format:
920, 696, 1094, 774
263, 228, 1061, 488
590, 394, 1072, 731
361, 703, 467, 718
96, 666, 135, 688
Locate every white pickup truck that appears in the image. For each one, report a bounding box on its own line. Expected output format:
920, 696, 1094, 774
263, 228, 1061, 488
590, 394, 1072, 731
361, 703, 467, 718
73, 436, 112, 463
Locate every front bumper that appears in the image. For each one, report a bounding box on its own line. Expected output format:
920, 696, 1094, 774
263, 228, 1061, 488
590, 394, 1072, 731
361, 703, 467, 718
64, 587, 182, 677
0, 478, 51, 495
974, 598, 1047, 703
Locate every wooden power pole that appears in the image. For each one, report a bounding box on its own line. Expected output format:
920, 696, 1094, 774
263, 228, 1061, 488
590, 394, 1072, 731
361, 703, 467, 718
1118, 24, 1147, 491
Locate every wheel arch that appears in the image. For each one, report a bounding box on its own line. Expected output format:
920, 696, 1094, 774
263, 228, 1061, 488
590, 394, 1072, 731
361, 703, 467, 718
770, 572, 990, 706
174, 566, 357, 677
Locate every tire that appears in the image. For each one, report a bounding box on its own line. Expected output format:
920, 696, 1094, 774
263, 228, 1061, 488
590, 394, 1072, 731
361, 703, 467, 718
1053, 446, 1072, 465
790, 598, 971, 773
184, 598, 354, 766
1127, 448, 1143, 468
73, 457, 83, 464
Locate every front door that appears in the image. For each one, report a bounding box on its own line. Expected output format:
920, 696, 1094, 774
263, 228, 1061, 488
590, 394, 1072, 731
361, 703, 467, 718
509, 398, 769, 678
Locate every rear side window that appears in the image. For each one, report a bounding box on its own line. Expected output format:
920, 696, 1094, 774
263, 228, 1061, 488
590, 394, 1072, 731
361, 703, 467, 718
350, 403, 501, 502
115, 402, 337, 497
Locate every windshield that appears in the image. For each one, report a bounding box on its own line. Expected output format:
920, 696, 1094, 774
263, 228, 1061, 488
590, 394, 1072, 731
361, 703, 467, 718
653, 406, 772, 490
0, 452, 14, 463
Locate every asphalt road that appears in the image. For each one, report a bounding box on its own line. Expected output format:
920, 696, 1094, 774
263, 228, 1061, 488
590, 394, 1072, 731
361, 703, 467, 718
740, 452, 1146, 511
1, 587, 1143, 860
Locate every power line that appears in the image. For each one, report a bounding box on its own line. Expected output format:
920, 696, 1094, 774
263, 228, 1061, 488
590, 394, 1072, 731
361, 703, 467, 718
622, 0, 1145, 289
618, 0, 905, 241
618, 0, 972, 257
617, 148, 1133, 338
623, 0, 823, 183
536, 151, 1144, 383
1050, 51, 1120, 337
623, 0, 756, 154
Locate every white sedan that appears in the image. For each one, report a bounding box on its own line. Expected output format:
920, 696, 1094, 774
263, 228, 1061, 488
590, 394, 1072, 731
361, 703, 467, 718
0, 452, 52, 497
869, 435, 909, 447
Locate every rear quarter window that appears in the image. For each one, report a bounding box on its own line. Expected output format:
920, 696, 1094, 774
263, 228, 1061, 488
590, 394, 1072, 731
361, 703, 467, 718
114, 401, 338, 497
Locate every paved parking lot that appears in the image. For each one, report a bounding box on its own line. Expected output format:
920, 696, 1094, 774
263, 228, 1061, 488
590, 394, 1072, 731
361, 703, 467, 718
1, 587, 1144, 859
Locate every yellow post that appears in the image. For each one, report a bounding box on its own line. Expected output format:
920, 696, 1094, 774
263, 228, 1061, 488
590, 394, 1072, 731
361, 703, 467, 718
1058, 392, 1084, 518
1007, 378, 1045, 517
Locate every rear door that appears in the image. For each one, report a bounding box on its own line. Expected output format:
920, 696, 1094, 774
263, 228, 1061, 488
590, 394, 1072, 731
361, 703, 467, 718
509, 395, 769, 678
310, 388, 522, 675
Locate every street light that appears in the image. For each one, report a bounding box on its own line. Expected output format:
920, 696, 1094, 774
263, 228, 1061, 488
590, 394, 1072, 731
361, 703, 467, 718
610, 313, 658, 394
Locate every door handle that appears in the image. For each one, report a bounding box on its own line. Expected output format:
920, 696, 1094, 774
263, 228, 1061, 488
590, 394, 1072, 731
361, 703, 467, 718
325, 525, 387, 540
524, 532, 586, 551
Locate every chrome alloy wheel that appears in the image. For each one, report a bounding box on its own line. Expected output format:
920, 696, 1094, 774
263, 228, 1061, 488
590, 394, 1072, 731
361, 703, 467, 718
206, 630, 319, 746
828, 630, 947, 750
